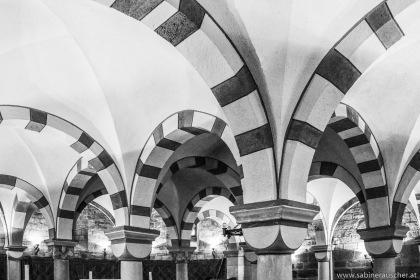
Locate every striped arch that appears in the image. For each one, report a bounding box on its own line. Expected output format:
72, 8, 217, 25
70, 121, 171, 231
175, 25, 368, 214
10, 194, 38, 246
156, 156, 243, 203
393, 151, 420, 225
57, 162, 98, 239
328, 103, 388, 228
73, 200, 116, 237
73, 187, 108, 230
110, 0, 275, 177
130, 110, 240, 228
0, 105, 128, 226
330, 197, 359, 244
194, 209, 241, 249
195, 209, 234, 228
281, 1, 410, 202
0, 204, 8, 247
153, 198, 179, 247
90, 201, 115, 225
309, 161, 367, 215
179, 187, 237, 248
0, 175, 55, 238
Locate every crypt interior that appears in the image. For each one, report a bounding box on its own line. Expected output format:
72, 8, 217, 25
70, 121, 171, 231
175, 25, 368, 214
2, 0, 420, 279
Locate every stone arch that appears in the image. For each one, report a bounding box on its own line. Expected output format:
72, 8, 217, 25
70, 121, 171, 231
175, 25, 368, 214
10, 194, 38, 246
153, 198, 179, 247
89, 201, 115, 226
330, 197, 359, 244
179, 187, 237, 248
57, 159, 99, 239
0, 175, 55, 238
309, 161, 368, 223
0, 204, 8, 247
328, 103, 388, 228
157, 156, 243, 203
309, 161, 365, 202
0, 105, 128, 227
393, 151, 420, 225
73, 188, 108, 231
130, 110, 240, 228
194, 209, 240, 249
281, 0, 412, 202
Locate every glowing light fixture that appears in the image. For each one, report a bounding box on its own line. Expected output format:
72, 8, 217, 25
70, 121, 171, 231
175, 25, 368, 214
222, 223, 242, 239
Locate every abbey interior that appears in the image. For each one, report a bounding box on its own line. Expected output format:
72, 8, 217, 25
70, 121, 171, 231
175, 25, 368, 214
2, 0, 420, 279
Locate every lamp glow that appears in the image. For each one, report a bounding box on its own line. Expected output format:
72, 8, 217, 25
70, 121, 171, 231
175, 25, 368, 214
27, 233, 44, 245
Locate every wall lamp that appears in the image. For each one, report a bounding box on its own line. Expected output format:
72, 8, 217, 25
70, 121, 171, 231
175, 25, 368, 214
222, 223, 242, 239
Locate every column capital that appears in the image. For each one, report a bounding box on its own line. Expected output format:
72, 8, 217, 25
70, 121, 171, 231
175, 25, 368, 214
230, 199, 319, 254
357, 225, 409, 258
5, 246, 27, 260
168, 247, 195, 263
311, 245, 333, 262
45, 239, 78, 259
240, 242, 257, 263
105, 226, 159, 260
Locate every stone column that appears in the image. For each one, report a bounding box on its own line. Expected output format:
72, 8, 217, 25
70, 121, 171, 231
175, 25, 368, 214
243, 244, 257, 280
312, 245, 333, 280
45, 239, 77, 280
230, 199, 319, 280
358, 226, 409, 280
224, 249, 245, 280
170, 247, 195, 280
105, 226, 159, 280
6, 246, 26, 280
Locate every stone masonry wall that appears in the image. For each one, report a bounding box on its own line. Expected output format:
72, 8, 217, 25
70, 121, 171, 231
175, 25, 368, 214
21, 204, 114, 258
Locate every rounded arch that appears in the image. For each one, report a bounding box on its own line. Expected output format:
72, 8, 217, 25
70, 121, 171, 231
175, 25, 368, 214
393, 151, 420, 225
309, 161, 367, 218
57, 162, 99, 239
0, 203, 8, 247
0, 105, 129, 227
0, 175, 55, 238
280, 0, 413, 203
130, 110, 240, 228
309, 161, 368, 232
195, 209, 234, 228
10, 194, 38, 246
328, 103, 388, 228
73, 188, 108, 231
153, 198, 179, 248
179, 187, 237, 248
157, 156, 243, 203
89, 201, 115, 226
194, 209, 241, 249
309, 161, 365, 201
330, 197, 359, 245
